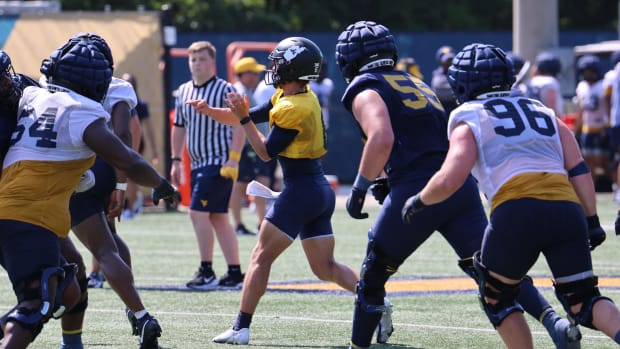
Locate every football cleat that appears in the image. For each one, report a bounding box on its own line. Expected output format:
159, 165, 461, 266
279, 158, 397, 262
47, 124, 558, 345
134, 313, 162, 349
126, 308, 138, 335
376, 298, 393, 343
87, 271, 105, 289
59, 341, 84, 349
349, 343, 370, 349
551, 317, 581, 349
212, 327, 250, 345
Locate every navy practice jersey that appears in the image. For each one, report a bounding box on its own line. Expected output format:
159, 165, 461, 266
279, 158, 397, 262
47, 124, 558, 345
341, 70, 448, 182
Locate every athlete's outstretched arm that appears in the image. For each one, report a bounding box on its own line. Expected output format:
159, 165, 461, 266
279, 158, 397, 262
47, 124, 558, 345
84, 118, 163, 188
418, 122, 477, 205
186, 98, 239, 125
559, 118, 597, 216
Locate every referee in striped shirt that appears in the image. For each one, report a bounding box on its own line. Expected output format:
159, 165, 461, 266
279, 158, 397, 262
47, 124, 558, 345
170, 40, 246, 289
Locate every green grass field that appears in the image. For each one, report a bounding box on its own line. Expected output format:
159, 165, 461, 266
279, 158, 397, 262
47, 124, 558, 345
2, 192, 620, 348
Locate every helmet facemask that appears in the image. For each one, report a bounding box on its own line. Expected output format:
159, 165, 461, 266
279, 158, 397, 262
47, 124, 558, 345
0, 56, 22, 111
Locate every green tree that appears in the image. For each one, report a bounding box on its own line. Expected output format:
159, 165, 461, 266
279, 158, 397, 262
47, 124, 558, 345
58, 0, 617, 33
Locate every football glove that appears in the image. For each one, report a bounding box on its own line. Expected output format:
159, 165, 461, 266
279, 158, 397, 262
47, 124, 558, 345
219, 165, 239, 182
402, 193, 426, 224
346, 187, 369, 219
587, 215, 606, 251
152, 178, 180, 206
369, 177, 390, 205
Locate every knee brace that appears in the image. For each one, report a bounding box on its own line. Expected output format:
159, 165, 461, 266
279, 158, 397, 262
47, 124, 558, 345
2, 266, 65, 340
458, 257, 479, 282
473, 252, 524, 327
356, 240, 399, 311
554, 276, 612, 329
52, 263, 78, 319
36, 266, 65, 319
4, 306, 47, 340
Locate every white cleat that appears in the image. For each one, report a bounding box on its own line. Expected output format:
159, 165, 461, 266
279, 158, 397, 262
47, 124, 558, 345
376, 298, 394, 343
213, 327, 250, 345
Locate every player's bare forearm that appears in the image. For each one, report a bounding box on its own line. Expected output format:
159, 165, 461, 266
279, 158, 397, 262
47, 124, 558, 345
186, 99, 238, 125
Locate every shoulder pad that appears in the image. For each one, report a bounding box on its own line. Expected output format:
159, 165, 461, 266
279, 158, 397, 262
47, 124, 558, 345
102, 77, 138, 112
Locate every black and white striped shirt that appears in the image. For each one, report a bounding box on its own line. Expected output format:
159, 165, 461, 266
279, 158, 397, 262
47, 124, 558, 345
173, 77, 236, 169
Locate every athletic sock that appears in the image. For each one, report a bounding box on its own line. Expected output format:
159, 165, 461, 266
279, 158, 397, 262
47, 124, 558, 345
134, 309, 148, 319
541, 308, 560, 332
228, 265, 242, 276
233, 311, 253, 330
61, 330, 83, 348
516, 277, 550, 321
200, 261, 213, 275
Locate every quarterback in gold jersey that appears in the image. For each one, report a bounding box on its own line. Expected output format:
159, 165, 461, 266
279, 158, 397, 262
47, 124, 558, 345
190, 36, 360, 345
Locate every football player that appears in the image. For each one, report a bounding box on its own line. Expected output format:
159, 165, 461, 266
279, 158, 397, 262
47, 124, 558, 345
336, 21, 579, 349
57, 75, 164, 349
526, 51, 565, 119
431, 45, 458, 114
189, 36, 364, 346
0, 33, 178, 348
0, 50, 38, 166
403, 42, 620, 347
574, 54, 613, 189
395, 56, 424, 81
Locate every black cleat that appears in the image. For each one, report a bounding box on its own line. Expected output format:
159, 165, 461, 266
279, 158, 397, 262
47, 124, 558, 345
128, 310, 161, 349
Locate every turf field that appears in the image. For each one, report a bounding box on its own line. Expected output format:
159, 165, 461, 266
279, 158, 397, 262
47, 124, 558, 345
2, 191, 620, 348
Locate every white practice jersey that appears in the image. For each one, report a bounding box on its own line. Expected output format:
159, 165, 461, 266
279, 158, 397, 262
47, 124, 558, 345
606, 63, 620, 127
448, 96, 566, 208
575, 79, 607, 132
0, 85, 109, 237
103, 77, 138, 113
527, 75, 565, 116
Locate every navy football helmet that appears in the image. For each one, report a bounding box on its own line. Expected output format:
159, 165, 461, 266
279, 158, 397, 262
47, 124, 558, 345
335, 21, 397, 83
40, 33, 113, 103
577, 54, 602, 82
0, 50, 23, 111
535, 51, 561, 76
265, 36, 322, 87
506, 51, 524, 76
447, 43, 514, 104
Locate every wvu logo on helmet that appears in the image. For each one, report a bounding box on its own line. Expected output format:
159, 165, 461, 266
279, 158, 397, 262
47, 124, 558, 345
283, 45, 307, 61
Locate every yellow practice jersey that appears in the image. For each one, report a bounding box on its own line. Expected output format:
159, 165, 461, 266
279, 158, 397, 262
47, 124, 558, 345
492, 172, 580, 213
0, 85, 107, 237
269, 87, 327, 159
